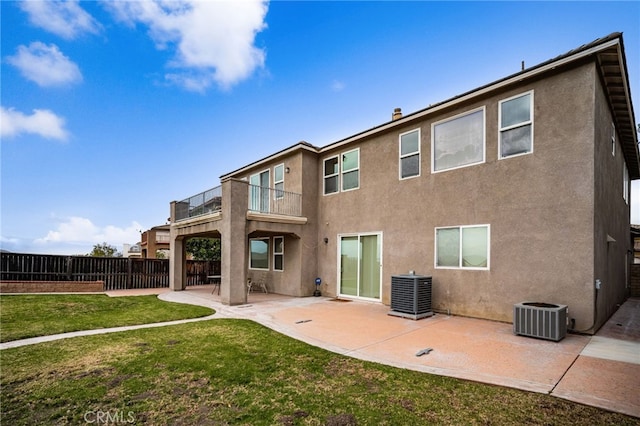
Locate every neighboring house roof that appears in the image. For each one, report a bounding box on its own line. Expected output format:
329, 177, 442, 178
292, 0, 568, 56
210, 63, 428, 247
221, 32, 638, 180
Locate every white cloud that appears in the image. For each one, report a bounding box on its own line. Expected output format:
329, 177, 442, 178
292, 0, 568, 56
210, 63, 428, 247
19, 0, 102, 40
331, 80, 346, 92
35, 217, 143, 250
1, 106, 69, 141
7, 42, 82, 87
105, 0, 268, 91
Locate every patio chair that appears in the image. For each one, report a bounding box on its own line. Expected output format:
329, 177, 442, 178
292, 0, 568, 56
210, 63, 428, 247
247, 272, 268, 295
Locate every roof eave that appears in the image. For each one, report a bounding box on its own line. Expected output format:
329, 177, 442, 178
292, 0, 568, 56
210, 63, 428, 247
220, 141, 320, 181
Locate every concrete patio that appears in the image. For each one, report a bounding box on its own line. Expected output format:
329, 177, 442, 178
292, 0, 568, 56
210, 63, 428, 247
155, 286, 640, 419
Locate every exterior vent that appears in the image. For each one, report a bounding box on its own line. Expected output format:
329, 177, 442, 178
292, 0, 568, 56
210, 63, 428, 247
513, 302, 568, 341
389, 274, 433, 320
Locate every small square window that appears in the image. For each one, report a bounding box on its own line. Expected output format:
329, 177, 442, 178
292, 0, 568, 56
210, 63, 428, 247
324, 149, 360, 194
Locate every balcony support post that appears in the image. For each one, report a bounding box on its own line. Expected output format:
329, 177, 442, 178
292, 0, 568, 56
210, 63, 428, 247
220, 178, 248, 305
169, 200, 187, 291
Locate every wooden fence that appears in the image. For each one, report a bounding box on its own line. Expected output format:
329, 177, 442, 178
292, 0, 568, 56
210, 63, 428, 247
0, 253, 221, 291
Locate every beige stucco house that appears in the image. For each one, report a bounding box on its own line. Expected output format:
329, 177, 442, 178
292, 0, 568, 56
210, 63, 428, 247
169, 33, 638, 334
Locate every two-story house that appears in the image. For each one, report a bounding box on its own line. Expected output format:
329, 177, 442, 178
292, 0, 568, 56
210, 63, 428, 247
141, 225, 171, 259
169, 33, 638, 334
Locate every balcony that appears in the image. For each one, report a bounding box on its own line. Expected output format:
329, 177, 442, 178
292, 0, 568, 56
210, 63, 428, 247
248, 184, 302, 217
175, 185, 222, 221
175, 183, 302, 222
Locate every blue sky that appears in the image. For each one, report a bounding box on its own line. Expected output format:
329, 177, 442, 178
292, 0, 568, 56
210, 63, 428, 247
1, 1, 639, 255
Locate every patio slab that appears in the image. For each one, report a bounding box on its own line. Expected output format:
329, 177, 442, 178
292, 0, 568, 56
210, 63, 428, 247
99, 287, 640, 418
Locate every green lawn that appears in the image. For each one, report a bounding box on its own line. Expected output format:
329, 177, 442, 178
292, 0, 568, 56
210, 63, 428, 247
1, 319, 638, 425
0, 294, 214, 342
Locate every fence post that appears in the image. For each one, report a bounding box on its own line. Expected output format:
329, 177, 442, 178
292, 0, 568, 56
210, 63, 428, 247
66, 256, 73, 281
127, 258, 133, 289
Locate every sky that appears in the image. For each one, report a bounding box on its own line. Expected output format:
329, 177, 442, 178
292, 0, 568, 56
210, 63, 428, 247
1, 1, 639, 256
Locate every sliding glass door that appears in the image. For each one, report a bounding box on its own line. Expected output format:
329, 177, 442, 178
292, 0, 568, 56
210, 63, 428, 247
249, 170, 270, 213
339, 233, 381, 300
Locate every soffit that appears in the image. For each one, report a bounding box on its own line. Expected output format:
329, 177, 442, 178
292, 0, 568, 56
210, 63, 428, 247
596, 42, 639, 179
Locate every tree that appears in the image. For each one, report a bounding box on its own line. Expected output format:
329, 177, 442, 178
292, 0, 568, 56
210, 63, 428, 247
88, 242, 121, 257
186, 238, 220, 261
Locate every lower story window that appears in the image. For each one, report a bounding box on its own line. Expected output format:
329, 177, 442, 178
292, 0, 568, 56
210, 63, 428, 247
249, 238, 269, 270
273, 236, 284, 271
435, 225, 489, 269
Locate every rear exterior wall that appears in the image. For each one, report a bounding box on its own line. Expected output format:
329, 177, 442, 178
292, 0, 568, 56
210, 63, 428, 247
315, 63, 598, 328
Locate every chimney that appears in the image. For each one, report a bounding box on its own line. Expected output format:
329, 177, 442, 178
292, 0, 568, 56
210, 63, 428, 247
392, 107, 402, 121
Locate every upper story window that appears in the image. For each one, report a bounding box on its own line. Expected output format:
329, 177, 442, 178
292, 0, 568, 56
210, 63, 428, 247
324, 148, 360, 194
274, 164, 284, 199
342, 149, 359, 191
611, 122, 616, 157
623, 162, 629, 204
499, 91, 533, 159
324, 156, 339, 194
399, 129, 420, 179
432, 107, 485, 173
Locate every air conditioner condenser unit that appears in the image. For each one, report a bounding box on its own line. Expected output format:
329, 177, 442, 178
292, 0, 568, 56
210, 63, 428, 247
513, 302, 567, 341
389, 274, 433, 320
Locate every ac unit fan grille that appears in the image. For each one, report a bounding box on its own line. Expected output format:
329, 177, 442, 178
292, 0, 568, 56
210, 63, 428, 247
513, 302, 567, 342
389, 275, 433, 320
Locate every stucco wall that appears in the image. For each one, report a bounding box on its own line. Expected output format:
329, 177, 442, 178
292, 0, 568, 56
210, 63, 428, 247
316, 62, 598, 326
593, 67, 633, 331
240, 149, 320, 297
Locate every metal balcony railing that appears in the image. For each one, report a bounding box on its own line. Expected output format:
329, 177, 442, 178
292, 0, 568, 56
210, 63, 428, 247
248, 184, 302, 217
175, 185, 222, 221
175, 183, 302, 222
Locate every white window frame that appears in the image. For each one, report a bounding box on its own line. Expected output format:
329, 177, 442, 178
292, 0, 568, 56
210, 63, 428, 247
434, 224, 490, 270
399, 129, 421, 180
612, 122, 616, 157
431, 107, 486, 173
336, 231, 383, 302
249, 169, 270, 213
323, 148, 360, 195
341, 148, 360, 192
274, 163, 285, 200
249, 237, 270, 271
323, 155, 340, 195
273, 236, 284, 271
498, 91, 534, 160
623, 162, 629, 204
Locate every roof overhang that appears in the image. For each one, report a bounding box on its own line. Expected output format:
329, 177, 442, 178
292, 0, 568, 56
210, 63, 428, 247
220, 141, 319, 181
220, 33, 638, 180
319, 33, 639, 178
595, 37, 639, 178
